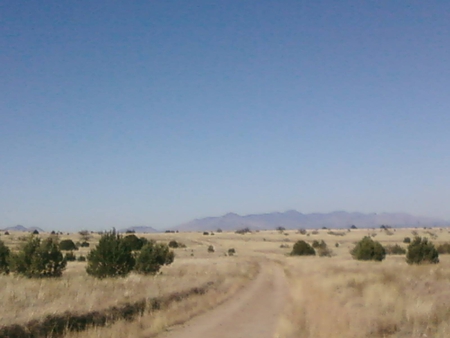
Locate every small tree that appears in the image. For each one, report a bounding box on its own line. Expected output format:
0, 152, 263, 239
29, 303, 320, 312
351, 236, 385, 261
406, 237, 439, 264
291, 241, 315, 256
86, 230, 135, 278
10, 236, 66, 277
59, 239, 78, 251
0, 240, 10, 274
134, 241, 174, 275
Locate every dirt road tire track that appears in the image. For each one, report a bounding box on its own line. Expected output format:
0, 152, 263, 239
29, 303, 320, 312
158, 261, 288, 338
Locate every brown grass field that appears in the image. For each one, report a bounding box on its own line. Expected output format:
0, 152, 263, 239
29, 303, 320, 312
1, 227, 450, 337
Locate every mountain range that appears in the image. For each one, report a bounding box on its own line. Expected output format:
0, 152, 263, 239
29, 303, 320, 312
2, 225, 45, 232
172, 210, 450, 232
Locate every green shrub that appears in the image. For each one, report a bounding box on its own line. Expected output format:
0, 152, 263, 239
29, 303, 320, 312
351, 236, 385, 261
403, 237, 411, 243
122, 234, 145, 251
207, 245, 215, 253
291, 241, 315, 256
235, 228, 251, 234
64, 252, 76, 262
384, 244, 406, 255
406, 237, 439, 264
10, 236, 66, 278
0, 240, 10, 274
228, 248, 236, 256
134, 241, 174, 275
59, 239, 78, 251
86, 230, 135, 278
437, 242, 450, 254
168, 240, 179, 248
168, 240, 186, 249
312, 240, 327, 249
80, 241, 90, 248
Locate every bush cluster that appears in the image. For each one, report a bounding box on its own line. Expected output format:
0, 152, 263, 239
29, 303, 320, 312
86, 230, 174, 278
9, 236, 67, 277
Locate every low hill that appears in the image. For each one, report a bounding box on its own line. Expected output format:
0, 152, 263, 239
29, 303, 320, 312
172, 210, 450, 232
119, 226, 159, 233
2, 225, 45, 232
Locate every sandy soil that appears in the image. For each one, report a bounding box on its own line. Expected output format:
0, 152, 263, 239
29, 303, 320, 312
158, 261, 288, 338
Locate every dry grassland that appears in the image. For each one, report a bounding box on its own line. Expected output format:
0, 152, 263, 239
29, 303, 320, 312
2, 227, 450, 337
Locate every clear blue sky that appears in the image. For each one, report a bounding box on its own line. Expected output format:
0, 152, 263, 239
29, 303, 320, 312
1, 1, 449, 231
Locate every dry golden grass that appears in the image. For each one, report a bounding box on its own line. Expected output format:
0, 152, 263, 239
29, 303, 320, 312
2, 227, 450, 337
276, 229, 450, 338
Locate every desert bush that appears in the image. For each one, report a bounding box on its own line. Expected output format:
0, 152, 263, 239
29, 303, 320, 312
384, 244, 406, 255
4, 231, 9, 235
77, 255, 86, 262
86, 230, 135, 278
122, 234, 145, 251
327, 231, 346, 236
235, 228, 251, 234
312, 240, 327, 249
32, 229, 39, 235
298, 228, 307, 235
228, 248, 236, 256
207, 245, 215, 252
403, 237, 411, 243
311, 230, 319, 235
64, 251, 76, 261
351, 236, 385, 261
203, 232, 209, 235
436, 242, 450, 254
406, 237, 439, 264
10, 236, 66, 278
134, 241, 174, 275
168, 240, 186, 249
59, 239, 78, 251
291, 240, 316, 256
317, 246, 333, 257
217, 228, 223, 233
280, 244, 290, 248
79, 230, 91, 241
168, 240, 179, 248
0, 240, 10, 274
80, 241, 90, 248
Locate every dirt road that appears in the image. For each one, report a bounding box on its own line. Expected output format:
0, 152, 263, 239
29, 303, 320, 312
159, 261, 288, 338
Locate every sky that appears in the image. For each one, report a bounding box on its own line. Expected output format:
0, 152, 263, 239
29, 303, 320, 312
1, 1, 449, 231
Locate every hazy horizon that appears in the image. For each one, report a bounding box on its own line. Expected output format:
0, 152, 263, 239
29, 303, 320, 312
2, 1, 449, 231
